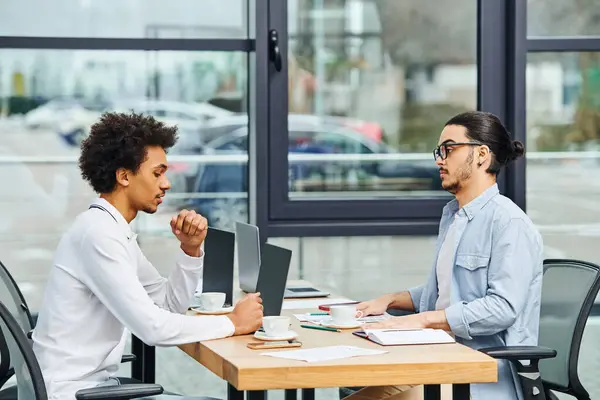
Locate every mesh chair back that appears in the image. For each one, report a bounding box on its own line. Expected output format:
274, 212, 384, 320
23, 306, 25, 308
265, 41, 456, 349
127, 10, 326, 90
0, 261, 35, 388
0, 300, 47, 399
0, 261, 34, 333
538, 259, 600, 396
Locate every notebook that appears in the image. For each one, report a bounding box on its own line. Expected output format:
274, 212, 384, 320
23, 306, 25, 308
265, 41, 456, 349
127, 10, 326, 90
352, 328, 455, 346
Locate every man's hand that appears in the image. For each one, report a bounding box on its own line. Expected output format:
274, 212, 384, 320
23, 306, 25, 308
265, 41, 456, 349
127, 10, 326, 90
362, 311, 450, 331
357, 295, 393, 316
227, 293, 264, 335
362, 313, 427, 330
171, 209, 208, 256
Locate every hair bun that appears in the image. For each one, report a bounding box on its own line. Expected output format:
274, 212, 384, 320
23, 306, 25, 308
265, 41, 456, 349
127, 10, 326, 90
511, 140, 525, 159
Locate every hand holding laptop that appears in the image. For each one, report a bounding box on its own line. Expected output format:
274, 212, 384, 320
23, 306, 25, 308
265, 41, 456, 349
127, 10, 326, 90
227, 293, 264, 335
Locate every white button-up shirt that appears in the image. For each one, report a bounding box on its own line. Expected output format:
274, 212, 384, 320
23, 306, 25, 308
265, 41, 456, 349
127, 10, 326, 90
32, 198, 235, 400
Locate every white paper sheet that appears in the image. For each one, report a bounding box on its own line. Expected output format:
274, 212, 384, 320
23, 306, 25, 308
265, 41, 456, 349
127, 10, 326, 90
294, 313, 391, 324
281, 298, 352, 310
261, 345, 388, 362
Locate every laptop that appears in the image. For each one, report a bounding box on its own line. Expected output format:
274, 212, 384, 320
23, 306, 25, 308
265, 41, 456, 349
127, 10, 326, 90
255, 243, 292, 316
201, 227, 235, 306
236, 221, 262, 293
235, 221, 330, 298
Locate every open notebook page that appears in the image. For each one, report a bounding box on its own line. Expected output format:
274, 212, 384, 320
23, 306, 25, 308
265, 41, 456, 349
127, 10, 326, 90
362, 328, 455, 346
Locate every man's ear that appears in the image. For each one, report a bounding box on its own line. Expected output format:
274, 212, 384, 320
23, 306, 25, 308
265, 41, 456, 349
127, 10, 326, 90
478, 145, 490, 167
115, 168, 130, 187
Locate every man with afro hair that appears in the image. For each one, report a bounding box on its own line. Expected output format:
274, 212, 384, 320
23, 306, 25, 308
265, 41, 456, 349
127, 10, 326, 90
32, 112, 263, 400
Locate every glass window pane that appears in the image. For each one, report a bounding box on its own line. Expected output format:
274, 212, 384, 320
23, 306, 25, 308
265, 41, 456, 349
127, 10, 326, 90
285, 0, 476, 200
528, 1, 600, 36
0, 48, 249, 396
0, 0, 247, 38
0, 47, 248, 306
526, 51, 600, 399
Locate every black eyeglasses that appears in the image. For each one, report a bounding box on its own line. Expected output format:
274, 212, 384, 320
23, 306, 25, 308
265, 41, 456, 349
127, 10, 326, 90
433, 142, 483, 161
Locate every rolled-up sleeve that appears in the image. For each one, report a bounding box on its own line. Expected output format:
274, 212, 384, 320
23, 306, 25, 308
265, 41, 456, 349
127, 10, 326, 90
445, 218, 540, 340
408, 284, 425, 312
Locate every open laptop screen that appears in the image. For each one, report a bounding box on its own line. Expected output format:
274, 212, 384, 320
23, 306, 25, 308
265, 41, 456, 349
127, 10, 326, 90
202, 227, 235, 305
235, 221, 261, 293
256, 243, 292, 316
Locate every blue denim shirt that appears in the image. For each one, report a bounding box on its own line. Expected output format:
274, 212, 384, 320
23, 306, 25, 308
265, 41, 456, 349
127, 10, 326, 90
409, 183, 544, 400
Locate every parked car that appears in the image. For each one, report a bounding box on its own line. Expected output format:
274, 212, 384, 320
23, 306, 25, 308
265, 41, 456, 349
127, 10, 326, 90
56, 99, 235, 147
24, 97, 108, 131
199, 113, 384, 143
187, 123, 442, 230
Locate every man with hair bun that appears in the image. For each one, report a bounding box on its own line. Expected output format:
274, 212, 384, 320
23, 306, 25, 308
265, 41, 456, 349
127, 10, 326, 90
346, 111, 543, 400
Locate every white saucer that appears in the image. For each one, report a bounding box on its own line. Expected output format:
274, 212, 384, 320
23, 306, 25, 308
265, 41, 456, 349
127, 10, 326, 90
254, 330, 298, 341
191, 306, 234, 315
319, 318, 361, 329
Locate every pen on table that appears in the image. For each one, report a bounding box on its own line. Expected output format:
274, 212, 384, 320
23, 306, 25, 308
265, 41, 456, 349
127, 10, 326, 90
300, 324, 340, 333
308, 312, 329, 316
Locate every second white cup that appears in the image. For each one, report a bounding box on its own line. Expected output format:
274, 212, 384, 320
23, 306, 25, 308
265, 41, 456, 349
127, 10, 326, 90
262, 316, 290, 337
329, 304, 363, 325
197, 292, 226, 311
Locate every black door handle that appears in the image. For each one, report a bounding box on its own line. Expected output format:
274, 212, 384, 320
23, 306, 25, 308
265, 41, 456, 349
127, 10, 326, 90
269, 29, 282, 72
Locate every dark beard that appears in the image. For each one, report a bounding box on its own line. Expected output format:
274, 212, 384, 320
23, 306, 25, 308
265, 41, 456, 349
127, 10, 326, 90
443, 149, 474, 194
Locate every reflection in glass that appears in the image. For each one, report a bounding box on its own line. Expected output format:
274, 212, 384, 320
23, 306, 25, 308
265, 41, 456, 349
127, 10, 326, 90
0, 49, 249, 310
528, 0, 600, 37
0, 0, 247, 38
527, 52, 600, 153
285, 0, 477, 198
525, 52, 600, 399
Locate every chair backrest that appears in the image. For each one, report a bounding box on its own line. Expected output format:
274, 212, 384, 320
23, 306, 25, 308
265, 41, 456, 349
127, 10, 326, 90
0, 260, 34, 333
538, 259, 600, 397
0, 260, 34, 388
0, 300, 47, 399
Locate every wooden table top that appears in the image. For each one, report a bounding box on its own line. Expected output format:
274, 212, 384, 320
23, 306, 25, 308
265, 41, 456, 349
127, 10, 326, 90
179, 295, 497, 391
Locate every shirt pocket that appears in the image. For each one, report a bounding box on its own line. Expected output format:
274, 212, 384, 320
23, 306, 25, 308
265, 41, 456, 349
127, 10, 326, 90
454, 253, 490, 299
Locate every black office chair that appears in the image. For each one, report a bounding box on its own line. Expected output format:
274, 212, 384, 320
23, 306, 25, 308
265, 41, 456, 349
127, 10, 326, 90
0, 300, 164, 400
481, 259, 600, 400
0, 263, 222, 400
0, 260, 137, 389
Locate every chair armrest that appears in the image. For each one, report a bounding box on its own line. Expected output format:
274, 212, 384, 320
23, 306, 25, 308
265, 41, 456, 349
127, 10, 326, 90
75, 383, 163, 400
480, 346, 557, 361
480, 346, 556, 400
120, 354, 137, 363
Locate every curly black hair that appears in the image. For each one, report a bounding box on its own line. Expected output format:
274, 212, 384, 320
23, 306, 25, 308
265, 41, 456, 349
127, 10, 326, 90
79, 112, 178, 193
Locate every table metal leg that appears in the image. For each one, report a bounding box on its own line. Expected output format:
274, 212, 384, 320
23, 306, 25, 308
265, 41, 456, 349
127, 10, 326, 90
247, 390, 268, 400
301, 389, 315, 400
285, 389, 297, 400
423, 385, 441, 400
452, 384, 470, 400
227, 384, 244, 400
131, 335, 154, 383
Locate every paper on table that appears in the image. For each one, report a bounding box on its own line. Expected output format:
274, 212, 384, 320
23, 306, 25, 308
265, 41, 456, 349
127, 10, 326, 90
281, 298, 351, 310
261, 345, 388, 362
294, 313, 391, 323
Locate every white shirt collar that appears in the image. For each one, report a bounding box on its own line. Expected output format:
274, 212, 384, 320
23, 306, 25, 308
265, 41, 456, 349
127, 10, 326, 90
90, 197, 135, 240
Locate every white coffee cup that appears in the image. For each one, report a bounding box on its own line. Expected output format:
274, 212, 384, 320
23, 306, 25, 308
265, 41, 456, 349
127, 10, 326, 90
329, 304, 363, 325
262, 316, 290, 337
197, 292, 226, 311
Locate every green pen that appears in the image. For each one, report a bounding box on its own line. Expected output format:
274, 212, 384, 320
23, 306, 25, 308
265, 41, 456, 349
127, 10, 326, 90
300, 324, 340, 332
308, 312, 329, 316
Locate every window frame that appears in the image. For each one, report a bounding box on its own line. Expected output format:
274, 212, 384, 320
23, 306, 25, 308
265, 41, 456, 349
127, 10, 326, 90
262, 0, 527, 236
